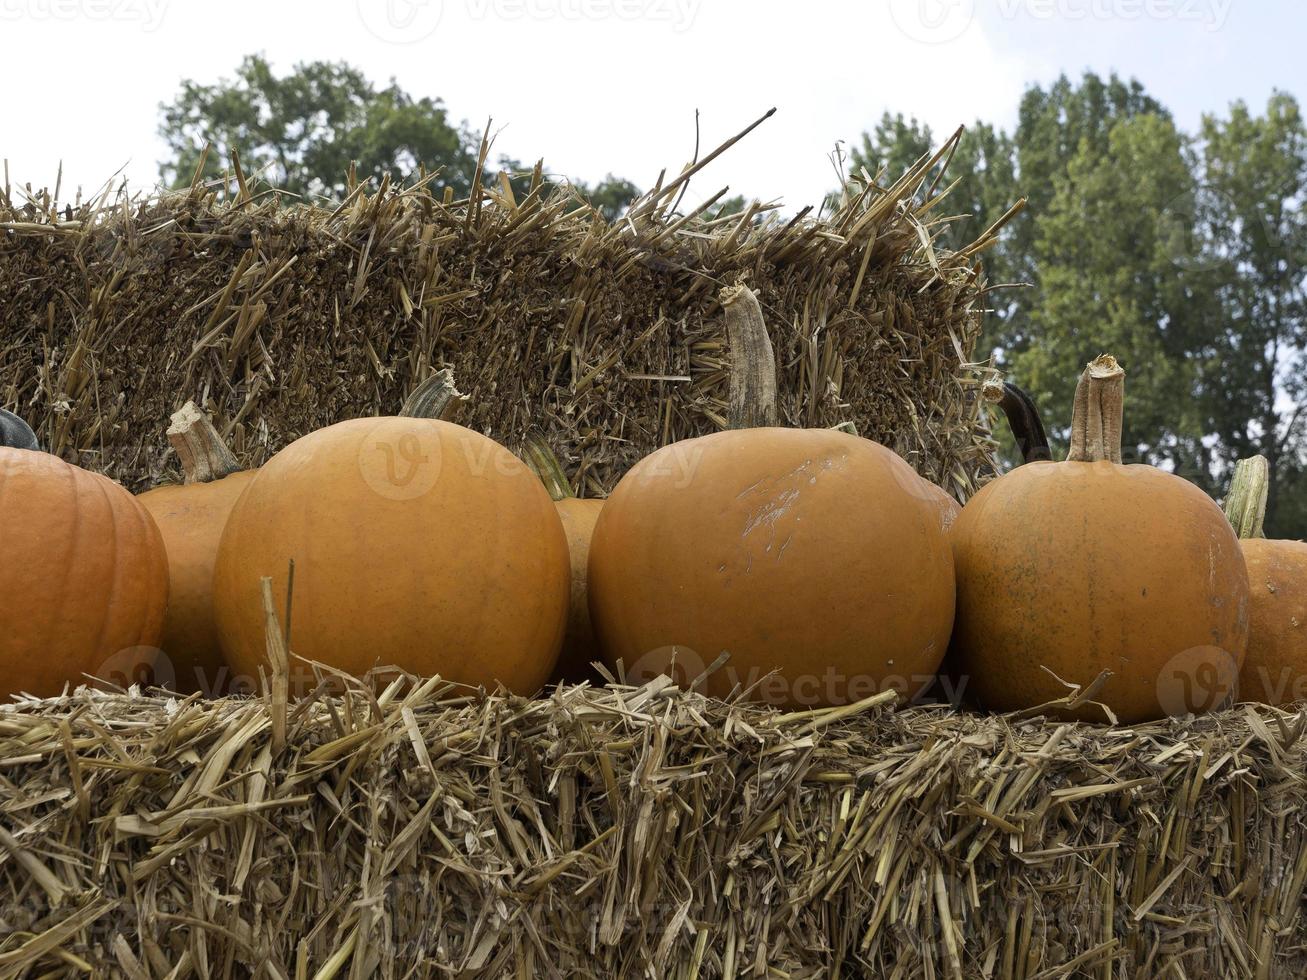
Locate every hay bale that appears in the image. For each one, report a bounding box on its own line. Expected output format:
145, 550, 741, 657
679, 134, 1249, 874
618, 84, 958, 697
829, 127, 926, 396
0, 127, 1003, 498
0, 675, 1304, 976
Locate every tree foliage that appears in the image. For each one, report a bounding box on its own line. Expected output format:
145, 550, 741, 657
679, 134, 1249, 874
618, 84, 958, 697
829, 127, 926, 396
158, 55, 479, 200
158, 55, 644, 220
851, 72, 1307, 535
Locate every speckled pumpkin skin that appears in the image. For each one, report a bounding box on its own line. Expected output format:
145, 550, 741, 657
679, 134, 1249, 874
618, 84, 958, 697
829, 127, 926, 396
951, 460, 1251, 722
139, 470, 257, 694
212, 417, 570, 695
0, 448, 169, 698
587, 427, 955, 707
1238, 538, 1307, 705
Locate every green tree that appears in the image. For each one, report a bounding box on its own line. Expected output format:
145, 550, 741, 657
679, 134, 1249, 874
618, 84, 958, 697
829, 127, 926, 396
1014, 111, 1208, 474
160, 55, 646, 223
158, 54, 480, 200
1191, 93, 1307, 531
1001, 73, 1170, 356
845, 75, 1307, 534
575, 174, 643, 221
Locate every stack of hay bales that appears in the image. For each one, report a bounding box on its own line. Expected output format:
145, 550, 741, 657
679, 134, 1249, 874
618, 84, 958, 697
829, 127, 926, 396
1, 676, 1304, 976
0, 128, 1002, 499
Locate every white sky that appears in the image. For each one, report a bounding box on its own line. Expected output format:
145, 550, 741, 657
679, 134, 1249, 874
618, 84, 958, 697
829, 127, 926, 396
1, 0, 1303, 211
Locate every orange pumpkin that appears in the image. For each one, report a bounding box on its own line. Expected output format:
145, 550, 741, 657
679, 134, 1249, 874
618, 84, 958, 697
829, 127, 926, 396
523, 437, 604, 684
138, 403, 255, 695
921, 477, 961, 534
1224, 456, 1307, 705
951, 355, 1250, 722
587, 285, 955, 707
838, 420, 961, 534
212, 374, 570, 695
0, 447, 169, 698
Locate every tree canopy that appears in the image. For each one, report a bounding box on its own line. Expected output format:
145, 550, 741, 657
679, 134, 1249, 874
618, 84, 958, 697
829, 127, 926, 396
852, 73, 1307, 535
158, 55, 644, 219
159, 55, 480, 200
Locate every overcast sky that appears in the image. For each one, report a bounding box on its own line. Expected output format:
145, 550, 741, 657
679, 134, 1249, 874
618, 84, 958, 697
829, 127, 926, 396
2, 0, 1303, 212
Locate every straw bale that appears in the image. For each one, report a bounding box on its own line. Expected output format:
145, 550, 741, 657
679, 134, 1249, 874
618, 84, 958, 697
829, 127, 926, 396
0, 126, 1002, 499
0, 674, 1303, 977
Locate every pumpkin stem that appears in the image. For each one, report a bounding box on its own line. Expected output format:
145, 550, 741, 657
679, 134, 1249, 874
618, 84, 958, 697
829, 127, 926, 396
0, 407, 39, 451
721, 284, 778, 429
1223, 455, 1268, 539
523, 435, 575, 501
401, 367, 468, 421
1065, 354, 1125, 464
168, 401, 241, 483
830, 420, 859, 436
981, 377, 1052, 463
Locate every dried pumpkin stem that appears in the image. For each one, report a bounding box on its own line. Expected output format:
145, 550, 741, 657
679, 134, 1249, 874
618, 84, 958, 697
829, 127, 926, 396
1065, 355, 1125, 464
981, 378, 1052, 463
0, 407, 39, 451
523, 435, 575, 501
1223, 455, 1268, 539
168, 401, 241, 484
721, 284, 778, 430
401, 368, 468, 421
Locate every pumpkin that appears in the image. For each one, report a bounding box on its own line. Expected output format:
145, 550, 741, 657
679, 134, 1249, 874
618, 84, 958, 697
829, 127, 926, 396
951, 355, 1250, 722
212, 371, 570, 695
523, 437, 604, 684
0, 448, 169, 698
922, 477, 961, 534
587, 285, 955, 707
913, 476, 963, 704
929, 375, 1052, 706
1224, 455, 1307, 705
839, 419, 960, 534
138, 403, 256, 695
0, 408, 38, 451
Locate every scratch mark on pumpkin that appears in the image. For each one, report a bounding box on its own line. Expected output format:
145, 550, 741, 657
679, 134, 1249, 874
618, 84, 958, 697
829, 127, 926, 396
733, 455, 850, 566
743, 488, 799, 540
